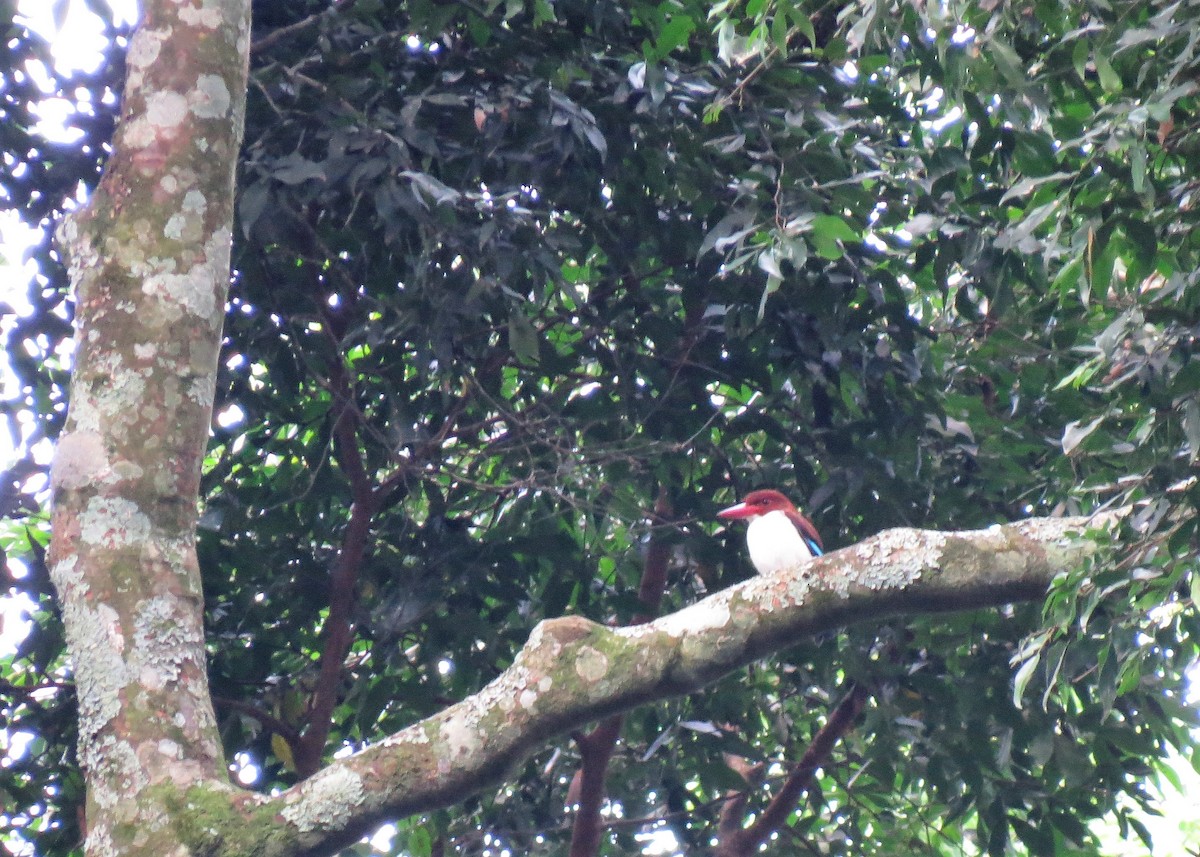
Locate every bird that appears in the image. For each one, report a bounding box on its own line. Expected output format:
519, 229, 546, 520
717, 489, 824, 575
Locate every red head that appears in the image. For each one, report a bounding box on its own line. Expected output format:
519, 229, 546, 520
716, 489, 797, 521
717, 489, 824, 556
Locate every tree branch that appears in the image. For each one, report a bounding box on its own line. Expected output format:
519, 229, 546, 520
291, 370, 380, 778
716, 749, 765, 845
219, 513, 1114, 857
213, 695, 303, 747
717, 684, 869, 857
251, 0, 358, 55
567, 716, 623, 857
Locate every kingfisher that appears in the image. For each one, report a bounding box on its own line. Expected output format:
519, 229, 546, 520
717, 489, 824, 575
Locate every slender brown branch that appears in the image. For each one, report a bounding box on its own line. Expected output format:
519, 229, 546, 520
291, 364, 379, 778
212, 695, 303, 746
716, 685, 869, 857
566, 715, 623, 857
717, 741, 765, 843
251, 0, 358, 55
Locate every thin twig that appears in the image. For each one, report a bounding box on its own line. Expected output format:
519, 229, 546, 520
251, 0, 359, 56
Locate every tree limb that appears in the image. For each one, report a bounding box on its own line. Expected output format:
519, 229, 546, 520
716, 684, 869, 857
210, 513, 1113, 857
250, 0, 358, 55
292, 366, 380, 778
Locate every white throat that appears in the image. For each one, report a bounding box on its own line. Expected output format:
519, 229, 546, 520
745, 509, 816, 575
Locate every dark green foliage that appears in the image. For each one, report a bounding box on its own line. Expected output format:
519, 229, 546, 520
3, 0, 1200, 854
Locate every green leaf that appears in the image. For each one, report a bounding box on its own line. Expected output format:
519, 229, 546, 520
1054, 355, 1103, 390
1095, 51, 1121, 93
1012, 652, 1041, 708
271, 733, 295, 772
1071, 39, 1090, 80
533, 0, 555, 25
508, 311, 540, 364
810, 214, 858, 259
1130, 144, 1147, 193
656, 15, 696, 56
406, 826, 433, 857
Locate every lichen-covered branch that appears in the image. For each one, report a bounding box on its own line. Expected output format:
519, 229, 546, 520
212, 514, 1110, 857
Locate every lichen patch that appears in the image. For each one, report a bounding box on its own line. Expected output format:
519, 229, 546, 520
574, 646, 609, 683
52, 432, 113, 490
850, 528, 939, 592
132, 596, 204, 690
146, 90, 189, 130
79, 496, 152, 551
190, 74, 231, 119
280, 766, 364, 833
126, 27, 167, 70
654, 598, 732, 638
439, 699, 484, 761
50, 555, 82, 589
142, 264, 217, 321
178, 1, 224, 29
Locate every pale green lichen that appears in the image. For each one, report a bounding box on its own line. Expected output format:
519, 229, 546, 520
163, 213, 188, 241
50, 554, 82, 589
146, 90, 188, 128
62, 600, 128, 742
88, 736, 145, 809
74, 351, 149, 437
178, 0, 224, 28
573, 646, 609, 683
654, 599, 732, 638
187, 376, 214, 408
51, 432, 113, 489
132, 596, 204, 690
86, 823, 117, 857
55, 215, 100, 301
519, 675, 552, 710
847, 528, 937, 595
182, 189, 207, 215
125, 27, 165, 71
157, 738, 182, 760
190, 74, 231, 119
164, 191, 208, 243
142, 264, 217, 322
79, 495, 152, 551
279, 767, 364, 833
439, 696, 487, 761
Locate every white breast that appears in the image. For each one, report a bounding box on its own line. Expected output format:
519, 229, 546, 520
745, 509, 815, 575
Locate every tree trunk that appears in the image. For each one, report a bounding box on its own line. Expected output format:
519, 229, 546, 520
49, 0, 251, 853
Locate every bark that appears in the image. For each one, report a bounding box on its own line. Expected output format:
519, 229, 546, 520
46, 3, 1122, 857
48, 0, 251, 854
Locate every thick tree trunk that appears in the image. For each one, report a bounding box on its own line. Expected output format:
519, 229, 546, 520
48, 1, 251, 853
